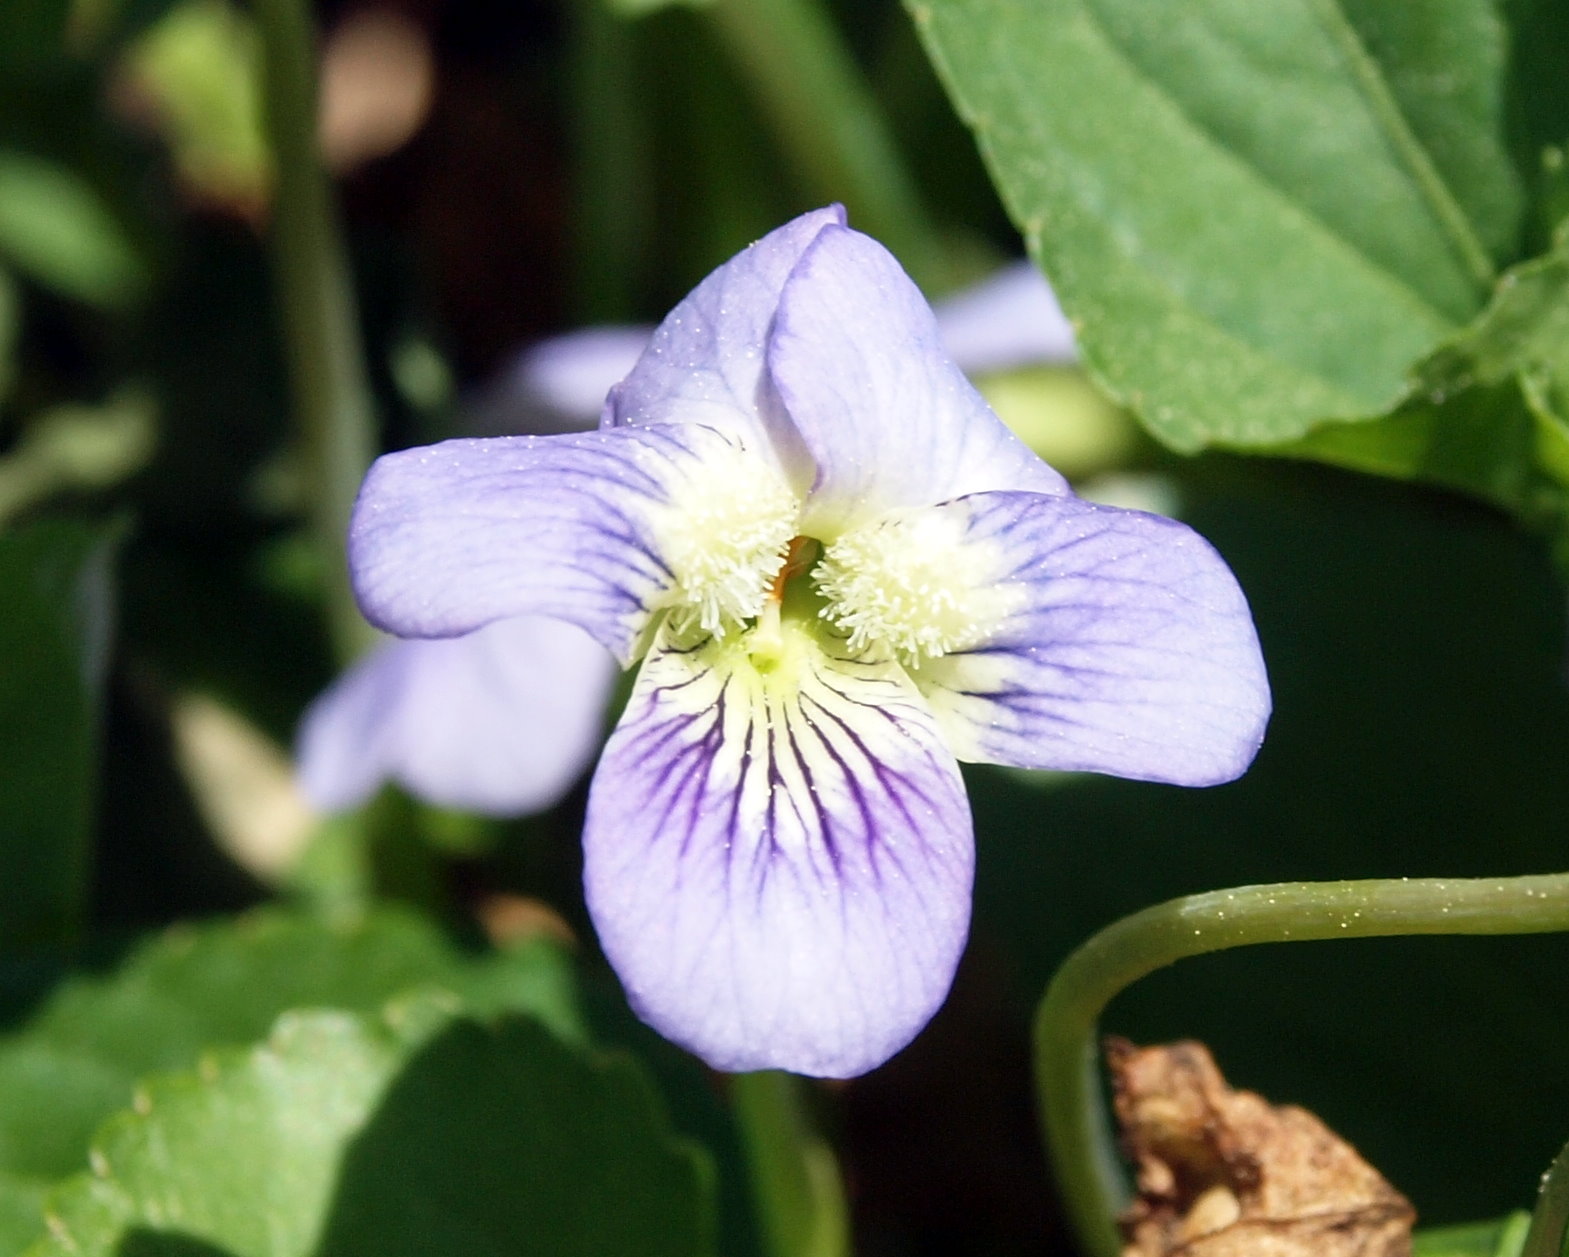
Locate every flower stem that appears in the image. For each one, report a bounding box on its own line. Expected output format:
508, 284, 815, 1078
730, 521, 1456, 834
704, 0, 947, 290
731, 1070, 852, 1257
255, 0, 379, 664
1523, 1138, 1569, 1257
1034, 873, 1569, 1257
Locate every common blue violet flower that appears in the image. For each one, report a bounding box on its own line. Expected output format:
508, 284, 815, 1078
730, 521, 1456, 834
347, 207, 1270, 1077
298, 257, 1076, 817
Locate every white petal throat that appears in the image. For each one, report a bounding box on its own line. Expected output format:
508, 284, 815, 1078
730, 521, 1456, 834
814, 505, 1020, 665
649, 432, 800, 636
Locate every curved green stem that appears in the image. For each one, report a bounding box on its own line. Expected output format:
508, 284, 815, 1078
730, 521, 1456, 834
1034, 873, 1569, 1257
1523, 1138, 1569, 1257
731, 1071, 851, 1257
704, 0, 947, 290
255, 0, 379, 664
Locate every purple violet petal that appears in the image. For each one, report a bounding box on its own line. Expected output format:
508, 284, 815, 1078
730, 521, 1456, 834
911, 491, 1271, 785
768, 225, 1068, 538
349, 424, 759, 663
934, 260, 1078, 374
297, 616, 616, 816
584, 626, 974, 1078
603, 206, 847, 493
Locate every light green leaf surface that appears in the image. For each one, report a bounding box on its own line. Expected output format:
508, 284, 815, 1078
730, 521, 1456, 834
1288, 245, 1569, 514
1413, 1213, 1531, 1257
0, 152, 147, 308
0, 521, 118, 953
911, 0, 1522, 449
126, 0, 270, 207
26, 999, 713, 1257
0, 1179, 48, 1257
0, 910, 583, 1254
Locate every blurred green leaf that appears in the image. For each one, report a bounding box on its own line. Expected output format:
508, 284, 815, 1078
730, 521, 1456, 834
602, 0, 712, 17
0, 1179, 47, 1257
0, 909, 584, 1254
0, 393, 158, 526
0, 520, 118, 953
125, 0, 269, 209
1414, 1214, 1530, 1257
25, 998, 714, 1257
0, 151, 146, 307
977, 365, 1141, 481
911, 0, 1521, 450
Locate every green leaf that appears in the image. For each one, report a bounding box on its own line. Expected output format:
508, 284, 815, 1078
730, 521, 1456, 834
0, 392, 158, 526
0, 1178, 49, 1257
1286, 245, 1569, 515
125, 0, 270, 207
0, 520, 118, 952
26, 999, 714, 1257
910, 0, 1522, 450
0, 151, 147, 308
0, 909, 584, 1254
1414, 1214, 1531, 1257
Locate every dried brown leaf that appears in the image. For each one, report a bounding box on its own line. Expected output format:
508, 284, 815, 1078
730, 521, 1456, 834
1109, 1038, 1414, 1257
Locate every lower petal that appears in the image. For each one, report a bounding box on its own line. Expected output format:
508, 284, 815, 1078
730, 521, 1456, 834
911, 492, 1271, 785
583, 623, 973, 1078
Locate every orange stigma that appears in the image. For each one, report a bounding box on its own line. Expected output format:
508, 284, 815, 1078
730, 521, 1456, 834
767, 536, 815, 603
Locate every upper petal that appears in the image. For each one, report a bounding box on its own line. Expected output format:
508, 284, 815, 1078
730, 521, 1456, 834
604, 206, 847, 491
296, 617, 616, 816
909, 492, 1270, 785
349, 424, 788, 663
584, 622, 973, 1078
934, 260, 1078, 375
768, 225, 1068, 539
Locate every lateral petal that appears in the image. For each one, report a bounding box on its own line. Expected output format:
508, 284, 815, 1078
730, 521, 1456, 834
910, 492, 1270, 785
584, 624, 973, 1078
349, 423, 791, 663
296, 617, 616, 816
768, 225, 1067, 539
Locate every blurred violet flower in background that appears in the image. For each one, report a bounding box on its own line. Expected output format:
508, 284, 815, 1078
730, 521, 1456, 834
297, 255, 1076, 818
344, 207, 1269, 1076
296, 615, 615, 815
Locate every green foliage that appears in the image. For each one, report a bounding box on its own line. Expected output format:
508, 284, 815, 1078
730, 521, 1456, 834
0, 152, 146, 308
911, 0, 1517, 446
25, 998, 714, 1257
0, 1182, 48, 1257
0, 393, 158, 527
911, 0, 1569, 538
1288, 244, 1569, 520
125, 0, 270, 207
1414, 1214, 1530, 1257
0, 910, 584, 1254
0, 520, 118, 952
